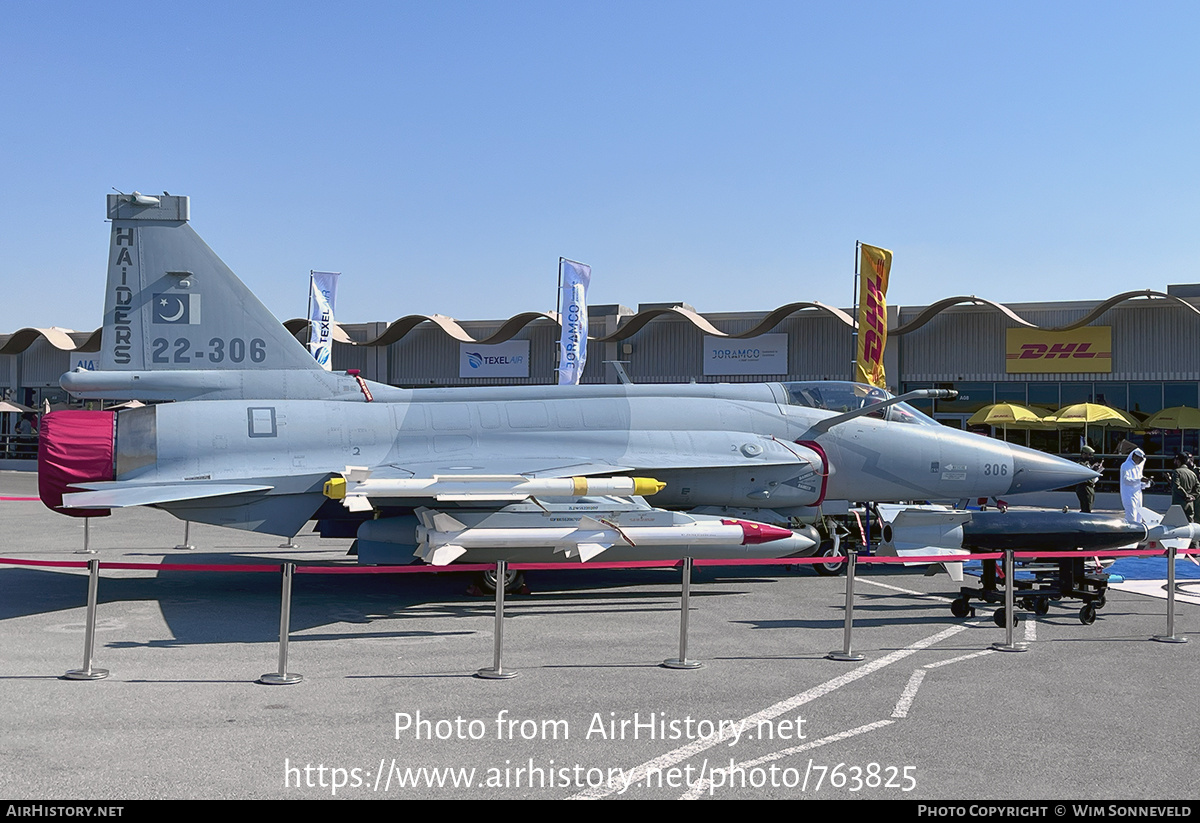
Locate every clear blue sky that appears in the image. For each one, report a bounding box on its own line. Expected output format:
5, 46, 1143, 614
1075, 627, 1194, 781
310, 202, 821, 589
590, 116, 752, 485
3, 1, 1197, 332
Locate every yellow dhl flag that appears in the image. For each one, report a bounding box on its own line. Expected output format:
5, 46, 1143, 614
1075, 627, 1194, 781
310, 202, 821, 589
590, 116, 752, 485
855, 243, 891, 388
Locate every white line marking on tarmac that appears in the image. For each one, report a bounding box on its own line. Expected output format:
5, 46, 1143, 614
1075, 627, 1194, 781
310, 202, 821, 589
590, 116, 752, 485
857, 578, 953, 602
924, 649, 996, 669
892, 669, 925, 718
678, 720, 895, 800
567, 622, 969, 799
1024, 614, 1037, 642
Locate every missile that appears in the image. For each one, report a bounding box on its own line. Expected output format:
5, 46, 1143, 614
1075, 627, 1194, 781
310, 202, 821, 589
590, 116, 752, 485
1145, 505, 1200, 551
411, 508, 815, 565
324, 472, 667, 512
881, 508, 1149, 554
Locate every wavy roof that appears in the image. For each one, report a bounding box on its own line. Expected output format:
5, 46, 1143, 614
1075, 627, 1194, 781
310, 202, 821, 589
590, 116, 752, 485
5, 290, 1198, 355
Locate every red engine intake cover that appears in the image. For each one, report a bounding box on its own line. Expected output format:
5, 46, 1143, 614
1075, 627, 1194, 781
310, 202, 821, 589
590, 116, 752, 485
38, 410, 116, 518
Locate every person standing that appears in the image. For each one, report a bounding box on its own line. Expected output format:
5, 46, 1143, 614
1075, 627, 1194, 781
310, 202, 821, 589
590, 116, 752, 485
14, 412, 37, 458
1169, 451, 1199, 525
1120, 448, 1152, 523
1075, 446, 1103, 513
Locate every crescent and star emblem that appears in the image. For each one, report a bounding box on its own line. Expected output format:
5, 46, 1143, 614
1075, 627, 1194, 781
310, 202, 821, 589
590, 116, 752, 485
159, 296, 186, 322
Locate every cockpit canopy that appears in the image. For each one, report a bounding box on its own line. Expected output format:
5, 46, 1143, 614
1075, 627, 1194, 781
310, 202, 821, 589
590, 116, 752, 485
780, 381, 938, 426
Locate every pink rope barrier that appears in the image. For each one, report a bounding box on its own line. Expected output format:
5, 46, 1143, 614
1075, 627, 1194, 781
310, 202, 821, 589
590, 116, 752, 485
0, 546, 1174, 575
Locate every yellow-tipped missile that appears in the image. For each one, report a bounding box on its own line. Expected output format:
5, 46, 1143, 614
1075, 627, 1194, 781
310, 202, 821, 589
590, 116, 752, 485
323, 473, 667, 508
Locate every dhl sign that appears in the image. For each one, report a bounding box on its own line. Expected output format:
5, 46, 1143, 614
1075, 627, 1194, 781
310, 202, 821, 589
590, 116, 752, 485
855, 243, 891, 388
1005, 327, 1112, 374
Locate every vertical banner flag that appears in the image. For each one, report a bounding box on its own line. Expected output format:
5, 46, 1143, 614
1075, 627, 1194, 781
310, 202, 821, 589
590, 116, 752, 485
308, 271, 340, 370
855, 244, 891, 389
557, 259, 591, 385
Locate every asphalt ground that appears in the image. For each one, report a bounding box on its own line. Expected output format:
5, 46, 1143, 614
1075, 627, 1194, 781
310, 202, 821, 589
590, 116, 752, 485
1, 471, 1197, 801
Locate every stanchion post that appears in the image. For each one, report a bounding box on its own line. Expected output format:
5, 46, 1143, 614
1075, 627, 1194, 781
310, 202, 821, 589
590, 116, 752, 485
64, 559, 108, 680
663, 557, 703, 669
827, 541, 865, 662
1154, 545, 1188, 644
477, 561, 519, 679
992, 549, 1028, 653
260, 563, 303, 684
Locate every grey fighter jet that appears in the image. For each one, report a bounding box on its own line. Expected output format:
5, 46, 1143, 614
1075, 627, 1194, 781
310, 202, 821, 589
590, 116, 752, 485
39, 193, 1096, 571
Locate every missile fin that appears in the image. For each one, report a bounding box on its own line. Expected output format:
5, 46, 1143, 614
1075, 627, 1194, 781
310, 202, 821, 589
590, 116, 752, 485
343, 495, 373, 513
1163, 505, 1190, 529
575, 543, 610, 562
426, 544, 468, 566
431, 512, 468, 532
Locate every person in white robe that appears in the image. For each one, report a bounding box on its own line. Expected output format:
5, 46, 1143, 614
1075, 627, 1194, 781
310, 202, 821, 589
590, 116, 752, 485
1120, 448, 1152, 523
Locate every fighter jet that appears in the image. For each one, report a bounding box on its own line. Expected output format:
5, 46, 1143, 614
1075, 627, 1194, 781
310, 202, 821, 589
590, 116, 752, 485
38, 192, 1097, 577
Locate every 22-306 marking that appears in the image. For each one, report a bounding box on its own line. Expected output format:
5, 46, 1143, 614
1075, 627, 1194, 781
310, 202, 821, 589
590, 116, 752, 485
152, 337, 267, 364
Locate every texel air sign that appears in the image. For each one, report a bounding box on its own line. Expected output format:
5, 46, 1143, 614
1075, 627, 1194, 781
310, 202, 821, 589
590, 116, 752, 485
703, 334, 789, 376
459, 341, 530, 378
1005, 327, 1112, 374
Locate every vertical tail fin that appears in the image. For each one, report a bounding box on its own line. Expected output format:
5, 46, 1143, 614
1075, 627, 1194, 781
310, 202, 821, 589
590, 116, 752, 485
100, 192, 321, 372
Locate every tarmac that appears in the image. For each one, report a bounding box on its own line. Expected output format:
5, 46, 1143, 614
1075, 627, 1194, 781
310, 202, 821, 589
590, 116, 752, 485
1, 470, 1197, 801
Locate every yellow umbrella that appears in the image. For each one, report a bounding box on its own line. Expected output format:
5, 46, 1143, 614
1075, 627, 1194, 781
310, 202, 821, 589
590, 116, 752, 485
966, 403, 1052, 441
1143, 406, 1200, 430
967, 403, 1046, 427
1045, 402, 1139, 429
1045, 402, 1139, 448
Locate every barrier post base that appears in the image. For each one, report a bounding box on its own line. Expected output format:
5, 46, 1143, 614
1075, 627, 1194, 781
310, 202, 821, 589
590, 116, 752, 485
826, 651, 864, 662
475, 667, 519, 680
1152, 635, 1188, 644
990, 642, 1029, 653
259, 672, 303, 685
661, 658, 703, 670
64, 668, 109, 681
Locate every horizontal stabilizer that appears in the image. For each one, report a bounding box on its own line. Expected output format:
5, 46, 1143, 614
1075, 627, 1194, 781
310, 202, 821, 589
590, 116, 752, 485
62, 482, 273, 508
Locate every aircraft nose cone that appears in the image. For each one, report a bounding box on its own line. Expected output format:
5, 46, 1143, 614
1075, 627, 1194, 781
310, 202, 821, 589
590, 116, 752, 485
1006, 446, 1099, 494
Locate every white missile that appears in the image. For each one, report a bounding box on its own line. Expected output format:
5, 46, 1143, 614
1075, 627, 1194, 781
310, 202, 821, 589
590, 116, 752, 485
324, 472, 666, 511
1146, 505, 1200, 551
412, 508, 812, 565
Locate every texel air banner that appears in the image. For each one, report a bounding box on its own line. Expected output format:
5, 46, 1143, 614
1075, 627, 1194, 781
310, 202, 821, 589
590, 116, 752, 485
308, 271, 340, 370
557, 259, 591, 385
855, 243, 891, 389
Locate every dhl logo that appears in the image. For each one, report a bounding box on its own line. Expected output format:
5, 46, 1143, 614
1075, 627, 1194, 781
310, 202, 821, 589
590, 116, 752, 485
1007, 342, 1111, 360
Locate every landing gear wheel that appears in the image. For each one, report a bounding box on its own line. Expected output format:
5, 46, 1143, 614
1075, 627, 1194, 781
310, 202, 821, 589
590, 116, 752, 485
1079, 604, 1097, 625
478, 568, 526, 594
1034, 598, 1050, 616
812, 541, 845, 577
994, 608, 1019, 628
951, 598, 972, 618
